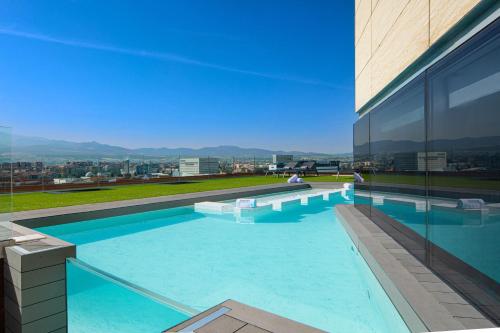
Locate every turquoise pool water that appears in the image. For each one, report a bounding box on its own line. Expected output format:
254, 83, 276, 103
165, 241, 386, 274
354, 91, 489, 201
66, 258, 191, 332
39, 190, 409, 333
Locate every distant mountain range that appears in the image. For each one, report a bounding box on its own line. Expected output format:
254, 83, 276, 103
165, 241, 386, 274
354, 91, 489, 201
9, 135, 351, 161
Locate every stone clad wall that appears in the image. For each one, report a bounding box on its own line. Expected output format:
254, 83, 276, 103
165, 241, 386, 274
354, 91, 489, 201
354, 0, 480, 110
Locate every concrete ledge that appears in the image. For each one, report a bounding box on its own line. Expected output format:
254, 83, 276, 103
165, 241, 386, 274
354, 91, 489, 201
335, 205, 495, 332
12, 183, 311, 228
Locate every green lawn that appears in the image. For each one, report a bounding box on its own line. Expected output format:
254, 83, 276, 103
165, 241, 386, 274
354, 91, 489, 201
2, 175, 353, 213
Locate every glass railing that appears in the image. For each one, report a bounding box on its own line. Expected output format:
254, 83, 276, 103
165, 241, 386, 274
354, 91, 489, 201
0, 126, 12, 241
66, 258, 195, 333
6, 150, 354, 199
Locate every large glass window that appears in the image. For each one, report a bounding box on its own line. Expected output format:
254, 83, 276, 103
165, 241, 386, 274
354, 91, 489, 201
427, 19, 500, 322
370, 75, 426, 261
353, 18, 500, 324
353, 114, 370, 212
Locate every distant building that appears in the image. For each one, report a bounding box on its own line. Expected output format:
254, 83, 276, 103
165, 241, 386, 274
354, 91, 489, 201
135, 163, 150, 176
316, 160, 340, 174
394, 153, 418, 171
179, 157, 219, 176
418, 152, 447, 172
120, 159, 131, 176
272, 154, 293, 164
53, 178, 79, 184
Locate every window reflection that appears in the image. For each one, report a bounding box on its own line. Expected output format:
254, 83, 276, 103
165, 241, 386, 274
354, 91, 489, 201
428, 19, 500, 322
353, 18, 500, 324
353, 114, 370, 211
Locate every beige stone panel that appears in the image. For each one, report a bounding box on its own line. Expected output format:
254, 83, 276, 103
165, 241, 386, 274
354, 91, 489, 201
355, 0, 372, 45
371, 0, 429, 98
355, 62, 372, 111
355, 18, 372, 78
430, 0, 480, 44
372, 0, 410, 52
372, 0, 380, 11
355, 0, 362, 12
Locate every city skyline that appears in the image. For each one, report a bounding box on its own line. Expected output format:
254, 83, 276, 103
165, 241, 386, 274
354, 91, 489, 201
0, 1, 355, 153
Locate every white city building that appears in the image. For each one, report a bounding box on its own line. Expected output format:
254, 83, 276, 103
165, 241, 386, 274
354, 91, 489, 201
179, 157, 219, 176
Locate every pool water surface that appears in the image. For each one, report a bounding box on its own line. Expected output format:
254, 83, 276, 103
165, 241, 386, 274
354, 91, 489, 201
39, 190, 409, 333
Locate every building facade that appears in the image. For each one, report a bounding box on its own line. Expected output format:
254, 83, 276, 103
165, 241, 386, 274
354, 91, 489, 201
272, 154, 293, 164
179, 157, 219, 176
354, 0, 500, 325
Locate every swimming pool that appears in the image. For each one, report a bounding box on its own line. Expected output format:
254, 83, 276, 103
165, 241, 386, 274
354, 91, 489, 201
38, 189, 409, 333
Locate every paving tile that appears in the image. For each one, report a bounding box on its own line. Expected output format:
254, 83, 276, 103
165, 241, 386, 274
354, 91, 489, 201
236, 324, 271, 333
221, 300, 325, 333
391, 252, 414, 260
421, 281, 455, 293
397, 257, 424, 267
454, 316, 497, 329
413, 273, 442, 283
380, 240, 402, 249
387, 248, 407, 254
405, 265, 431, 274
372, 232, 391, 240
195, 315, 246, 333
432, 291, 469, 305
441, 303, 485, 319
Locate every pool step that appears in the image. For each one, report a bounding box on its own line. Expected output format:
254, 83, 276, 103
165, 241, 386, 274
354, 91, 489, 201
194, 202, 234, 214
195, 190, 343, 222
271, 197, 302, 211
300, 193, 324, 205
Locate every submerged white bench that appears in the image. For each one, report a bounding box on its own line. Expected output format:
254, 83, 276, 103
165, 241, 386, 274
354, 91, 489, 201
270, 197, 302, 211
235, 203, 274, 223
300, 193, 324, 205
195, 189, 342, 221
194, 202, 234, 214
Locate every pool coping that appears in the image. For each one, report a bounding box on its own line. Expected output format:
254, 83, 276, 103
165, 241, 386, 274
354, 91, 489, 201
335, 204, 495, 332
8, 183, 333, 228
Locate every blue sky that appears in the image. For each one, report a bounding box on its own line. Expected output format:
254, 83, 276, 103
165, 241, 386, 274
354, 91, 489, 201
0, 0, 354, 153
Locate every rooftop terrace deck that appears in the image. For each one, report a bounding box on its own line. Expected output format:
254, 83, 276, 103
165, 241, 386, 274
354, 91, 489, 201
164, 300, 325, 333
